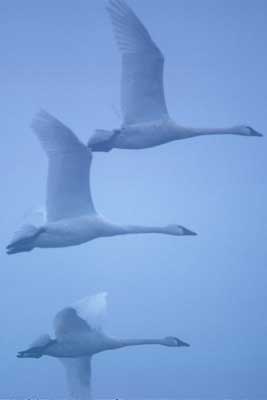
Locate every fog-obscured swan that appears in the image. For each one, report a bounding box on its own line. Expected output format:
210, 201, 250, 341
88, 0, 262, 152
17, 292, 190, 399
6, 111, 196, 254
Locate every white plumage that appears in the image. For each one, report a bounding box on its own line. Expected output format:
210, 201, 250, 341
88, 0, 262, 152
32, 111, 96, 222
18, 293, 190, 400
7, 111, 196, 254
74, 292, 107, 331
107, 0, 168, 125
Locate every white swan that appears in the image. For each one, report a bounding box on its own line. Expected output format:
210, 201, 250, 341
17, 292, 189, 399
88, 0, 262, 152
6, 111, 196, 254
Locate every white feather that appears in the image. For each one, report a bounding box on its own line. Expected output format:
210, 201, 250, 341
73, 292, 108, 331
60, 357, 92, 400
107, 0, 169, 125
31, 110, 96, 222
54, 293, 108, 339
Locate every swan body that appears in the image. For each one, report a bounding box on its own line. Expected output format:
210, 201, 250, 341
17, 293, 189, 399
89, 0, 262, 152
6, 111, 196, 255
91, 120, 261, 151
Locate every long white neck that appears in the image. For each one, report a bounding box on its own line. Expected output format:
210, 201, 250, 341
103, 223, 186, 236
178, 125, 255, 138
110, 338, 166, 349
120, 225, 168, 235
102, 335, 189, 352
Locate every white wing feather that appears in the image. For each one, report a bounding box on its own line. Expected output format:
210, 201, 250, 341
31, 110, 95, 222
60, 357, 92, 400
107, 0, 169, 125
73, 292, 108, 331
54, 293, 108, 338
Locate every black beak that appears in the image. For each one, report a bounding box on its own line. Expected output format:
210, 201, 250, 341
250, 128, 263, 137
183, 228, 197, 236
174, 337, 190, 347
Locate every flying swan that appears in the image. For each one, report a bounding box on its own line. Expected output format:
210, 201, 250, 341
17, 292, 190, 399
6, 111, 196, 254
88, 0, 262, 152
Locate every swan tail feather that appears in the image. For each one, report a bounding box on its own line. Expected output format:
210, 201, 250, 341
17, 348, 44, 359
17, 335, 55, 358
6, 225, 45, 255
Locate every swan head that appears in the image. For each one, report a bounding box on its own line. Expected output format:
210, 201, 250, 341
237, 126, 263, 137
163, 336, 190, 347
166, 225, 197, 236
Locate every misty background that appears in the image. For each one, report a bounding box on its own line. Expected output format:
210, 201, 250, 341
1, 0, 267, 398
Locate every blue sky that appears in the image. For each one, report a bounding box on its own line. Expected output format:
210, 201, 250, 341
1, 0, 267, 398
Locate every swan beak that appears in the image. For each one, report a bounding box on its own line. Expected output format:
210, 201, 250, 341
183, 228, 197, 236
250, 128, 263, 137
175, 338, 190, 347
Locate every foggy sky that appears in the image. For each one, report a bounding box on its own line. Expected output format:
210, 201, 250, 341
1, 0, 267, 398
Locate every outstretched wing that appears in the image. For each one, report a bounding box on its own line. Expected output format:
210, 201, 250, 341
74, 292, 108, 331
107, 0, 169, 125
59, 357, 92, 400
32, 110, 95, 222
54, 292, 108, 338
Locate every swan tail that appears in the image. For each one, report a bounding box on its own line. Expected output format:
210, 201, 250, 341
6, 224, 45, 255
17, 347, 44, 359
87, 129, 120, 152
17, 334, 55, 359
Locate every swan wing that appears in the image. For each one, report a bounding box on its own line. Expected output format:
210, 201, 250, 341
59, 356, 91, 400
54, 307, 92, 338
73, 292, 107, 331
54, 292, 107, 338
107, 0, 169, 125
31, 110, 95, 222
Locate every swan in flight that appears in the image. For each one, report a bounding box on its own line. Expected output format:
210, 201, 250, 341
88, 0, 262, 152
17, 292, 190, 399
6, 111, 196, 255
